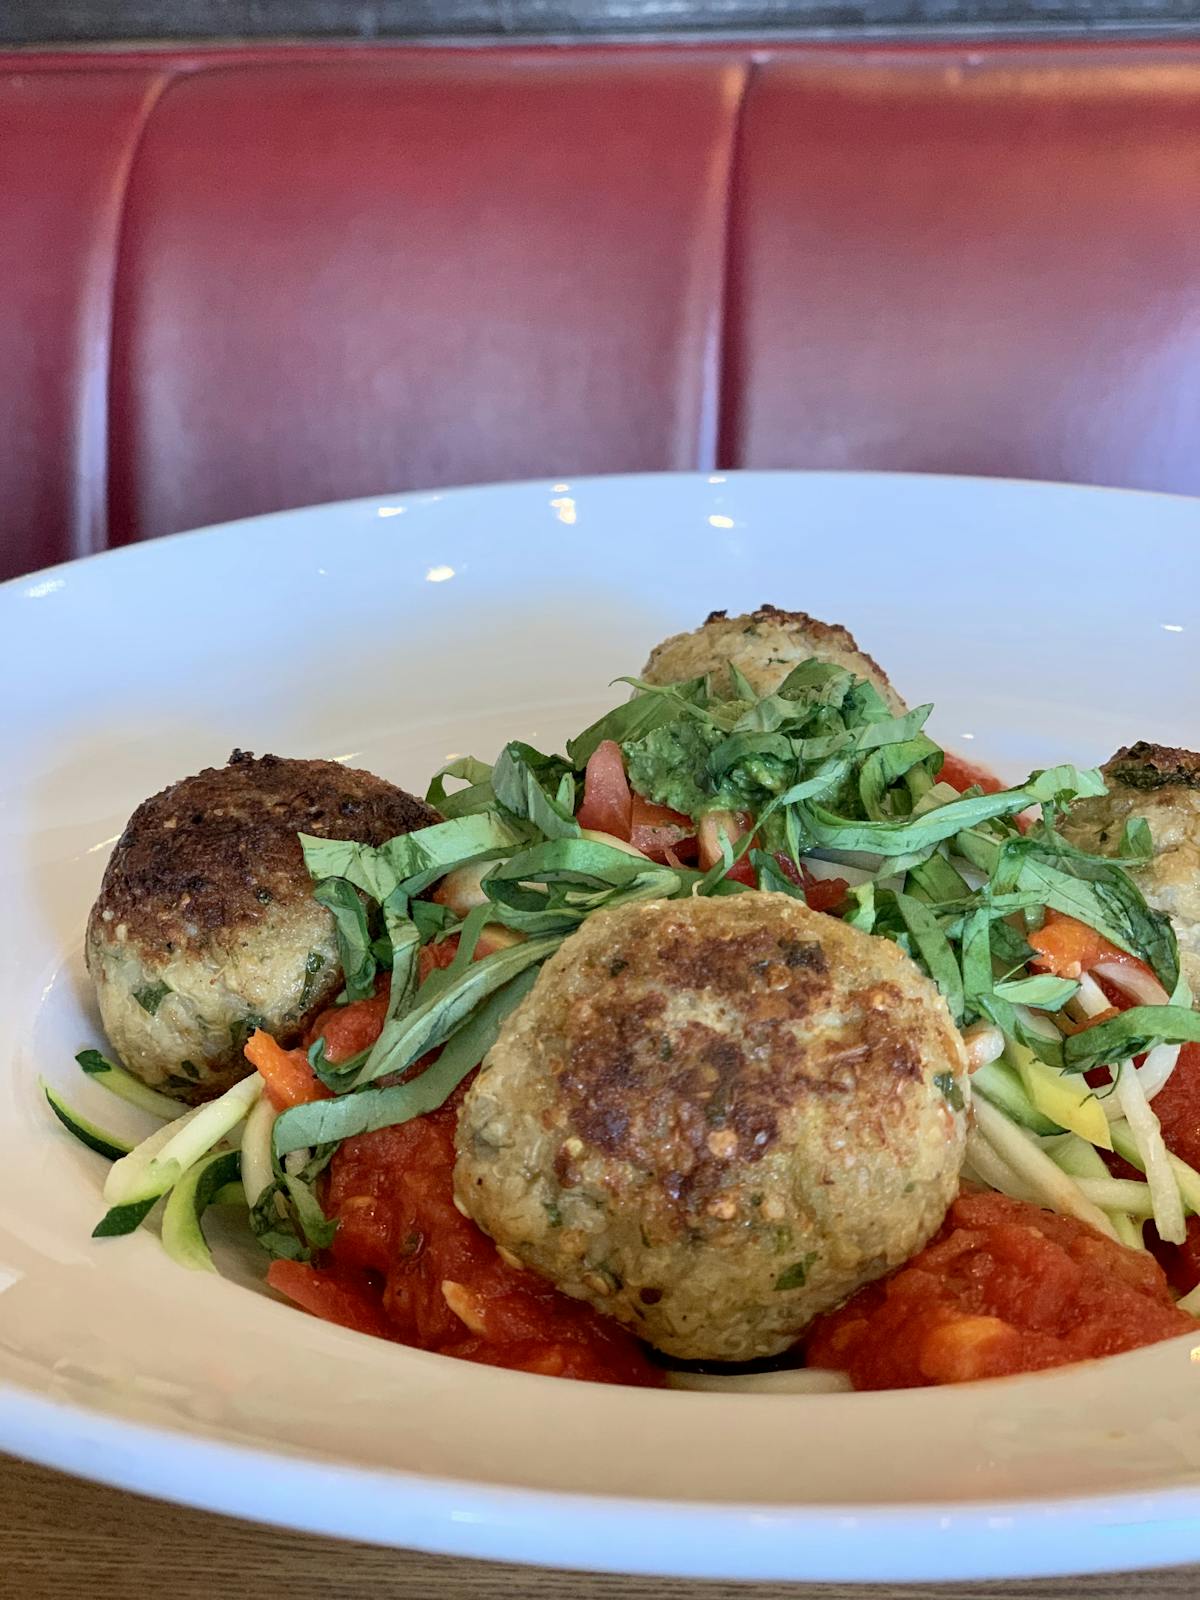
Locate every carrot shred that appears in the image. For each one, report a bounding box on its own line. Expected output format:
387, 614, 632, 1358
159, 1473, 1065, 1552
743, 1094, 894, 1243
244, 1028, 332, 1111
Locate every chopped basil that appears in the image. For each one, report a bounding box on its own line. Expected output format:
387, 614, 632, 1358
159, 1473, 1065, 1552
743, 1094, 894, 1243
491, 742, 579, 840
933, 1072, 965, 1112
77, 1048, 116, 1077
298, 949, 326, 1011
344, 935, 560, 1093
274, 966, 540, 1157
774, 1253, 818, 1291
566, 676, 709, 768
892, 892, 964, 1023
133, 980, 171, 1015
248, 1141, 339, 1261
302, 813, 528, 903
311, 878, 376, 1001
229, 1012, 266, 1052
426, 755, 494, 815
1063, 1005, 1200, 1074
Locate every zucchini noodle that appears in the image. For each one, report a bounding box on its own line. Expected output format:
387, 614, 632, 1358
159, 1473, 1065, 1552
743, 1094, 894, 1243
972, 1098, 1119, 1240
1073, 1177, 1157, 1216
1046, 1133, 1144, 1251
964, 1130, 1040, 1206
1113, 1059, 1187, 1245
240, 1092, 277, 1208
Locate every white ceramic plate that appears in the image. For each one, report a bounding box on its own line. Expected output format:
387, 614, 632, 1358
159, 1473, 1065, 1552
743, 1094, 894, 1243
5, 471, 1200, 1583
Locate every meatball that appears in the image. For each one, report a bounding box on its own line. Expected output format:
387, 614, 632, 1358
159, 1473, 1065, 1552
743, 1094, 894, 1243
86, 750, 438, 1101
641, 604, 906, 713
1061, 741, 1200, 993
454, 893, 967, 1363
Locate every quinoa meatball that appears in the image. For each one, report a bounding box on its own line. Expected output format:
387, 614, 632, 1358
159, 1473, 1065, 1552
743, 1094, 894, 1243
454, 893, 967, 1362
1061, 741, 1200, 993
642, 605, 906, 714
86, 750, 438, 1101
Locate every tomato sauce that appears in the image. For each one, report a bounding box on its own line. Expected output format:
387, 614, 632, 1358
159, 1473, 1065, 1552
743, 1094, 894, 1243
804, 1190, 1193, 1390
938, 751, 1005, 795
269, 978, 661, 1386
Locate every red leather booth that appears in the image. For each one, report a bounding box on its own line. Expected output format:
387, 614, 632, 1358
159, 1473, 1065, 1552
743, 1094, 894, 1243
5, 42, 1200, 582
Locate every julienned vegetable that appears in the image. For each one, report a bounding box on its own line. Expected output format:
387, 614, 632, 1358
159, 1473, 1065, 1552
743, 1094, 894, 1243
161, 1149, 242, 1272
103, 1072, 262, 1209
56, 650, 1200, 1346
75, 1049, 188, 1121
42, 1079, 131, 1161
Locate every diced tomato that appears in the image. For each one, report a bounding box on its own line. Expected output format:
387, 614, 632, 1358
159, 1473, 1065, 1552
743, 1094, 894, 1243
418, 936, 460, 984
803, 873, 850, 914
576, 740, 633, 839
1027, 909, 1153, 984
769, 852, 848, 914
629, 793, 695, 861
771, 851, 805, 886
697, 810, 757, 885
244, 1029, 331, 1110
938, 752, 1005, 794
305, 983, 391, 1062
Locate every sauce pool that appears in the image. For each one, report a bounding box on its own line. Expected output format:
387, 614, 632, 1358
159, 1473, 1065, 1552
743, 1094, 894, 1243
804, 1190, 1194, 1389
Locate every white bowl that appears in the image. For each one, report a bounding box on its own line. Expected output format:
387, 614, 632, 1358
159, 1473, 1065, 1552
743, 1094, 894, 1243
4, 470, 1200, 1581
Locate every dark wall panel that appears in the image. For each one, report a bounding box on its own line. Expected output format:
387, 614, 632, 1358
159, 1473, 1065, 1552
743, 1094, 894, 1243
5, 0, 1200, 43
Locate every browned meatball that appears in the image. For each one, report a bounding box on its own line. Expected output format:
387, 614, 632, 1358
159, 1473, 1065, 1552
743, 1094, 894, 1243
454, 893, 967, 1362
86, 750, 438, 1101
1061, 741, 1200, 994
641, 604, 906, 713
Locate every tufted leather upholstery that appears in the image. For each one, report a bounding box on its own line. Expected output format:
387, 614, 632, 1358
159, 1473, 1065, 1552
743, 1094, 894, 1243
4, 43, 1200, 580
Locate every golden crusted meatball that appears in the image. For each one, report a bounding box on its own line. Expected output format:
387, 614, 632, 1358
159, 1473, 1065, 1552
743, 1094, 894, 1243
454, 893, 967, 1362
1061, 742, 1200, 994
641, 604, 906, 713
86, 750, 438, 1101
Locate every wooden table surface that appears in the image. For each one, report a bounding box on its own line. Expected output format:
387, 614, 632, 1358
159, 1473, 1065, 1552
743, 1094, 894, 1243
5, 1452, 1200, 1600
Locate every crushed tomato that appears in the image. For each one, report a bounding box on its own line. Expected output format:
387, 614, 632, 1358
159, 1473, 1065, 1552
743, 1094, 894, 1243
804, 1189, 1194, 1390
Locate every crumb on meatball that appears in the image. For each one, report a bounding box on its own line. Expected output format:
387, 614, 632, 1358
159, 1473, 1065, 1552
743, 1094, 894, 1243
86, 750, 439, 1101
454, 893, 967, 1363
1061, 741, 1200, 994
641, 605, 906, 714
